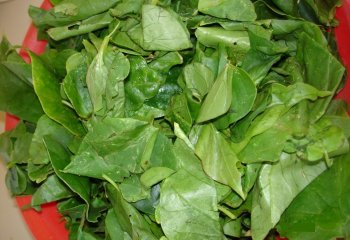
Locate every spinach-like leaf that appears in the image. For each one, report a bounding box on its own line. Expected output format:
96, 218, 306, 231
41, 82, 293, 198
31, 175, 73, 206
196, 64, 233, 123
120, 175, 149, 202
105, 209, 131, 240
0, 39, 43, 122
86, 32, 130, 115
63, 53, 93, 119
106, 184, 159, 240
30, 115, 73, 165
30, 52, 85, 136
214, 67, 257, 129
141, 5, 192, 51
140, 167, 174, 188
195, 124, 244, 198
195, 27, 250, 52
198, 0, 257, 21
179, 62, 215, 101
64, 117, 158, 181
157, 169, 223, 240
251, 153, 327, 240
43, 137, 91, 208
2, 1, 349, 239
277, 152, 350, 239
297, 33, 345, 121
48, 12, 113, 41
29, 0, 119, 27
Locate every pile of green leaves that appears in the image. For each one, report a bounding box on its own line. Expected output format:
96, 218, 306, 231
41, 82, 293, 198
1, 0, 349, 239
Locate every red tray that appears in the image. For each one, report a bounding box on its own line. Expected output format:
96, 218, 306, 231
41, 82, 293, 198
5, 1, 350, 239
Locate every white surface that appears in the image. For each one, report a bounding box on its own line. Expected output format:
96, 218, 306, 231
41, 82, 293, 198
0, 0, 43, 239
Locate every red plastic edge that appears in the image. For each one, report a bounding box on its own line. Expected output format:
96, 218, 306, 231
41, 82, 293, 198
335, 0, 350, 106
4, 1, 350, 239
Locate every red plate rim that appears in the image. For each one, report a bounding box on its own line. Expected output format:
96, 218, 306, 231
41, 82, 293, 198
4, 1, 350, 239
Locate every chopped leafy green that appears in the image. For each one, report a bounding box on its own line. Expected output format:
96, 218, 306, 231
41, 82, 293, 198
1, 1, 349, 239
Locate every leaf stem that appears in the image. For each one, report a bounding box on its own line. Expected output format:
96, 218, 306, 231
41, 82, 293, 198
218, 205, 237, 220
103, 174, 119, 190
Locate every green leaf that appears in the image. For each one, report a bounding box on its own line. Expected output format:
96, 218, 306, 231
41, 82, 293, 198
168, 92, 193, 134
269, 82, 331, 108
195, 124, 244, 198
148, 132, 179, 170
29, 0, 120, 27
196, 64, 233, 123
43, 136, 93, 221
63, 53, 93, 119
140, 167, 175, 188
149, 52, 183, 73
47, 12, 113, 41
5, 166, 30, 195
105, 209, 131, 240
223, 218, 242, 237
29, 115, 73, 166
195, 27, 250, 51
126, 56, 164, 103
0, 39, 43, 122
106, 184, 158, 240
232, 105, 286, 152
198, 0, 257, 21
241, 50, 281, 85
141, 4, 192, 51
305, 118, 349, 163
214, 67, 257, 129
64, 117, 158, 181
277, 152, 350, 239
157, 169, 223, 240
30, 52, 85, 136
297, 33, 345, 121
251, 153, 327, 240
120, 175, 149, 202
32, 175, 73, 206
180, 62, 215, 101
110, 0, 143, 17
85, 32, 131, 116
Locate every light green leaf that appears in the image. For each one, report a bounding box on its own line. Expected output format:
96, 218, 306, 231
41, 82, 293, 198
63, 53, 93, 119
141, 5, 192, 51
215, 67, 257, 129
140, 167, 175, 188
198, 0, 257, 21
195, 27, 250, 51
196, 64, 233, 123
157, 169, 223, 240
64, 117, 158, 181
251, 153, 327, 240
195, 124, 244, 198
48, 12, 113, 41
120, 175, 149, 202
